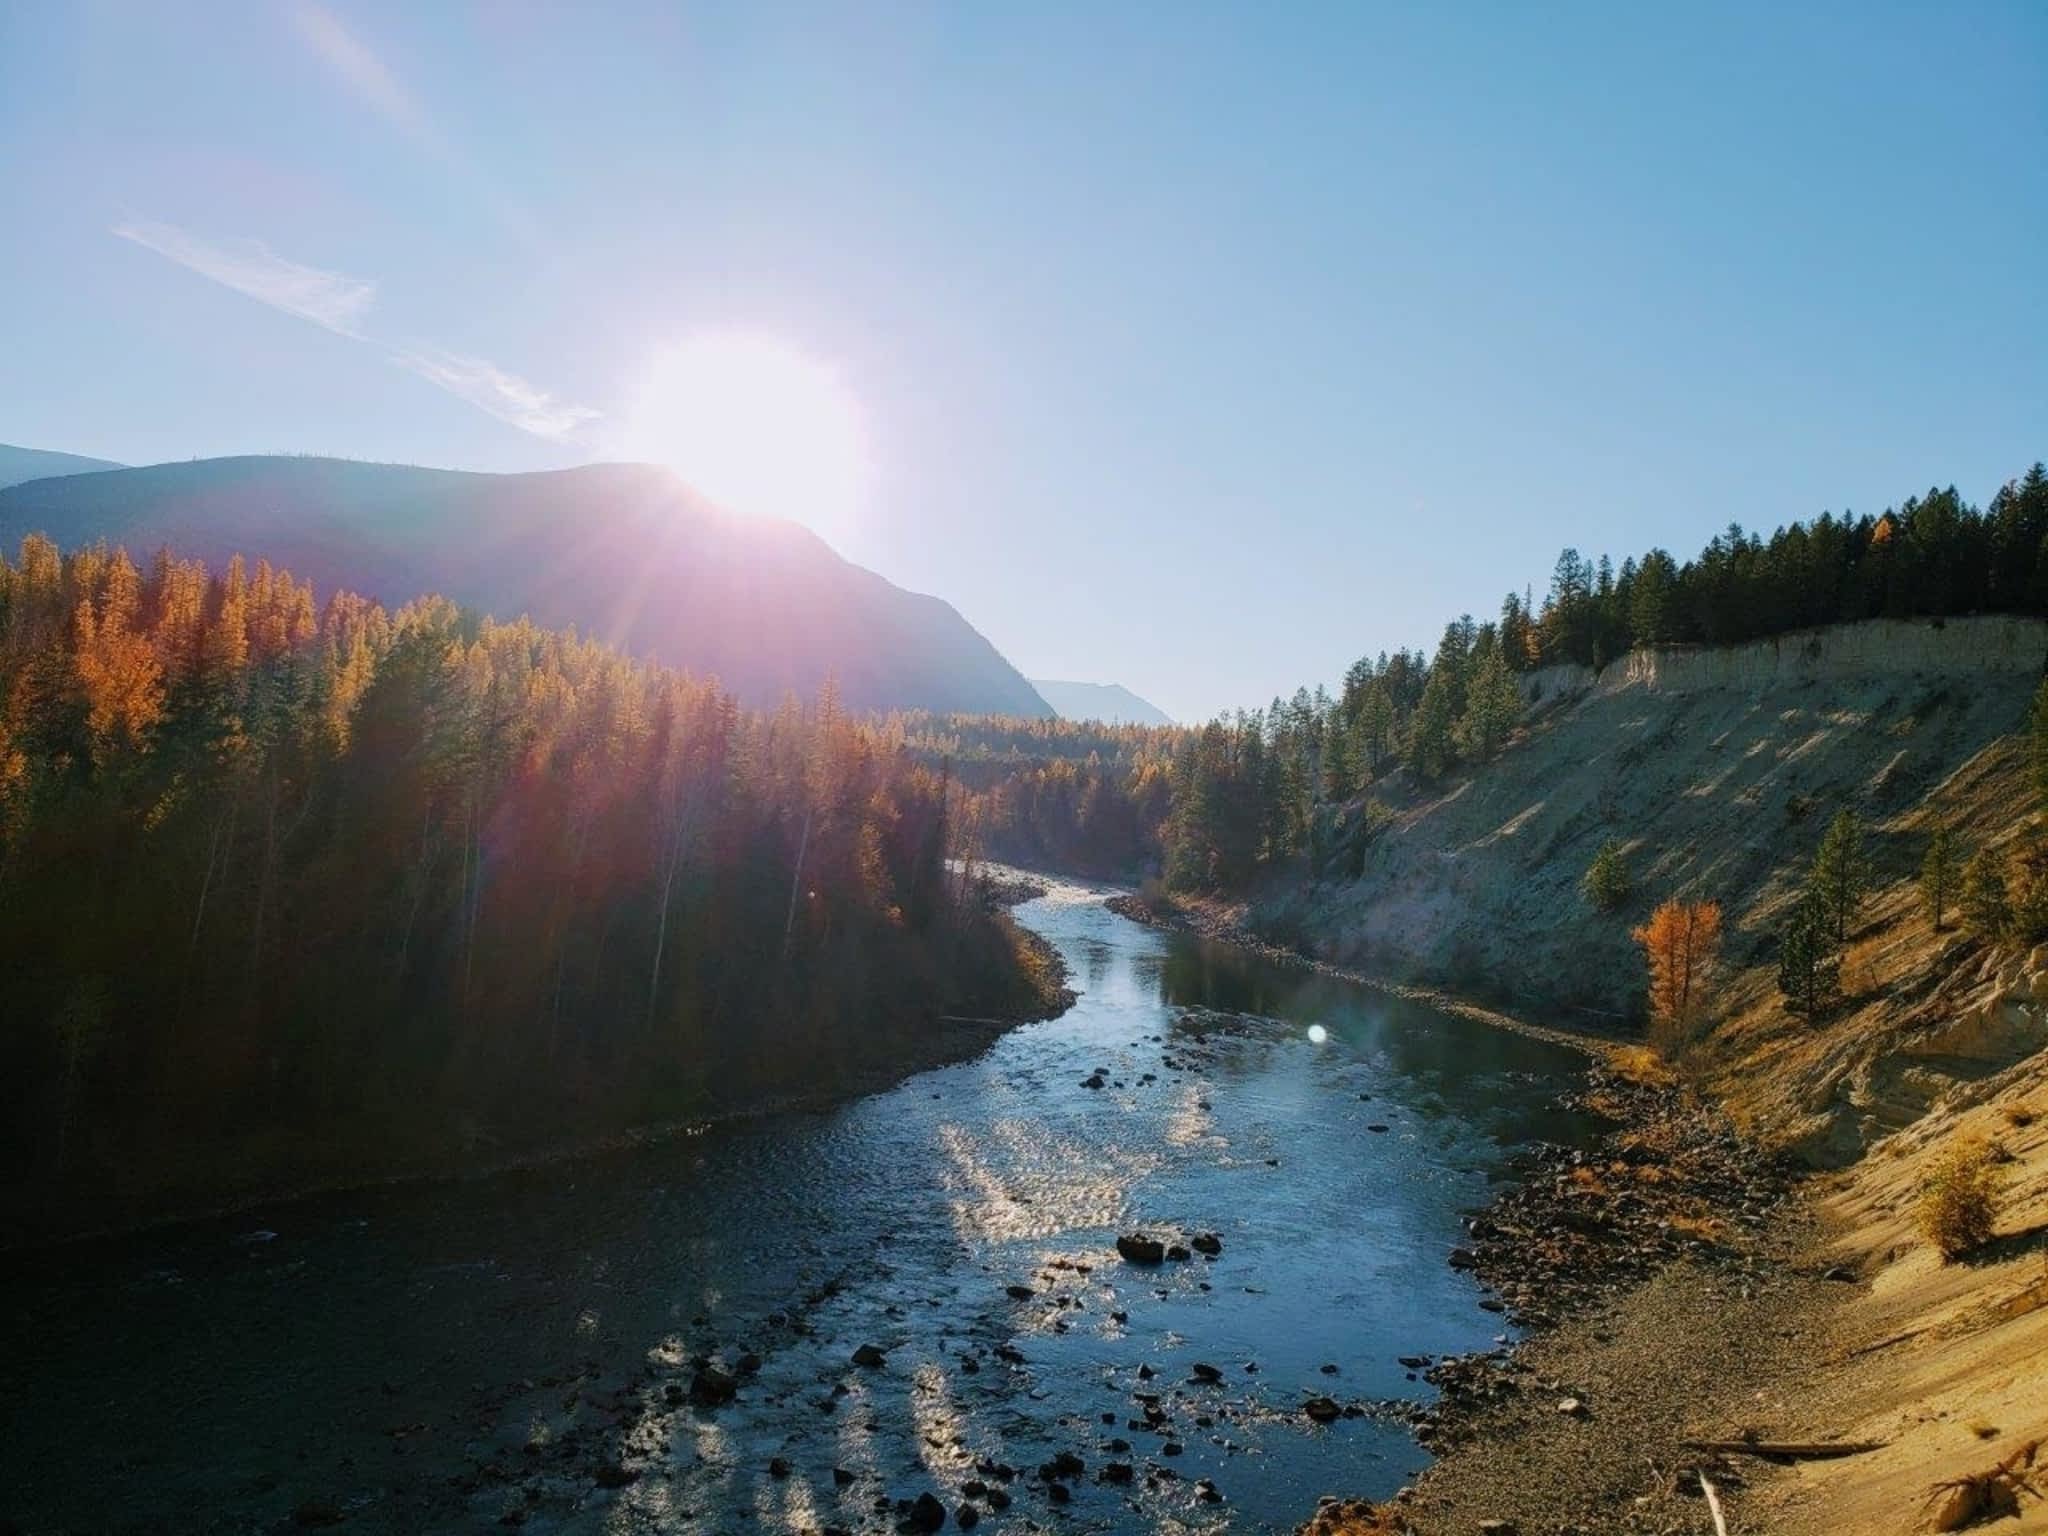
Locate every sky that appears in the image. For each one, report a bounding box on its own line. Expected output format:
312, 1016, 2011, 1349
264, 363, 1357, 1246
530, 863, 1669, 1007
1, 2, 2044, 723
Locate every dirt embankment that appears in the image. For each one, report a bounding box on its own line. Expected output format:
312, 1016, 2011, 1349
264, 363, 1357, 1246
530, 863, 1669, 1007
1163, 615, 2048, 1535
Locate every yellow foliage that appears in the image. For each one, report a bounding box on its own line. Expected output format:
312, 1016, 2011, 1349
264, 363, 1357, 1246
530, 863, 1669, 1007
1918, 1137, 2003, 1262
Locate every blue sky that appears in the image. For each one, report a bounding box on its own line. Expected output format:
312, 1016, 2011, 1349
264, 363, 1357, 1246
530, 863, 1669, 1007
2, 2, 2043, 722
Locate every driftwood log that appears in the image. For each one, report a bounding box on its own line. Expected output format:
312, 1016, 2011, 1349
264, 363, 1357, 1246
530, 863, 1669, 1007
1681, 1438, 1886, 1460
1699, 1472, 1730, 1536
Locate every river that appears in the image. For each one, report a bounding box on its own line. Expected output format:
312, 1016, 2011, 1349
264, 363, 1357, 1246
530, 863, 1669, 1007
0, 878, 1596, 1534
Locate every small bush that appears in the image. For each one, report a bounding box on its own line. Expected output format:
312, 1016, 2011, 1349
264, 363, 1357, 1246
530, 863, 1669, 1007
1582, 838, 1633, 911
1917, 1137, 2003, 1262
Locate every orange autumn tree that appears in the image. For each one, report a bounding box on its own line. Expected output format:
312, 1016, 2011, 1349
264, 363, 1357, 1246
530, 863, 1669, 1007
1632, 897, 1722, 1051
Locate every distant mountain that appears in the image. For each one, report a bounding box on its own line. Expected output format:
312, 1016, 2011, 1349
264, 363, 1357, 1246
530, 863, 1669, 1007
1029, 679, 1172, 726
0, 442, 125, 490
0, 455, 1053, 717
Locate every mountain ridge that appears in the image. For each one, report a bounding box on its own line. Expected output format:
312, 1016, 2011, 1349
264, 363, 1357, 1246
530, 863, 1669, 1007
0, 453, 1052, 717
1028, 677, 1172, 726
0, 442, 126, 490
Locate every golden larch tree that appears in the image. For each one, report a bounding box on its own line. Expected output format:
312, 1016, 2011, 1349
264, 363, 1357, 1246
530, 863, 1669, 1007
1632, 897, 1722, 1050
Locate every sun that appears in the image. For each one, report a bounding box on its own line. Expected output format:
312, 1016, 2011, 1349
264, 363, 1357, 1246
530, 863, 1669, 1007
620, 333, 872, 540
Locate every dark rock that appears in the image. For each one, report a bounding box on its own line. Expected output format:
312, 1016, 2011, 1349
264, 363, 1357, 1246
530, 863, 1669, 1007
1046, 1482, 1072, 1504
852, 1343, 888, 1368
908, 1491, 947, 1531
1320, 1363, 1340, 1374
834, 1467, 856, 1487
1165, 1244, 1192, 1262
1005, 1284, 1035, 1300
1190, 1362, 1223, 1383
1367, 1124, 1390, 1133
768, 1457, 791, 1479
1162, 1441, 1184, 1456
986, 1488, 1012, 1510
1448, 1247, 1479, 1270
292, 1504, 345, 1528
737, 1352, 762, 1374
1303, 1396, 1343, 1423
1116, 1233, 1166, 1265
689, 1367, 739, 1407
663, 1382, 686, 1404
593, 1461, 638, 1489
956, 1506, 979, 1530
1190, 1233, 1222, 1256
1100, 1462, 1134, 1485
1397, 1355, 1429, 1369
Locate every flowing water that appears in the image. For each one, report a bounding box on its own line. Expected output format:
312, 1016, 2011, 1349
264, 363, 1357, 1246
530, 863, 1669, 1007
0, 880, 1596, 1534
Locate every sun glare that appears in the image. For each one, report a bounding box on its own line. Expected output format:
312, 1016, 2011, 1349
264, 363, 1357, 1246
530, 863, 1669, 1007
621, 333, 872, 541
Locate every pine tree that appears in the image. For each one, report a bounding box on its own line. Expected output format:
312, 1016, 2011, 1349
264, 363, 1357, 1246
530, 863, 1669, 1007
1458, 645, 1521, 762
1919, 822, 1956, 931
1960, 847, 2012, 943
1405, 664, 1459, 782
1777, 889, 1841, 1017
1810, 809, 1870, 947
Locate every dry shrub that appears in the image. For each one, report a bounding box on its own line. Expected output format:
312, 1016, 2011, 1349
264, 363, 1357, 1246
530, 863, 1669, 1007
1918, 1137, 2004, 1262
1612, 1044, 1677, 1088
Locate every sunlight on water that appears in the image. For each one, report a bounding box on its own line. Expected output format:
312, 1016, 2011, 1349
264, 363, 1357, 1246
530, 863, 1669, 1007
0, 878, 1602, 1534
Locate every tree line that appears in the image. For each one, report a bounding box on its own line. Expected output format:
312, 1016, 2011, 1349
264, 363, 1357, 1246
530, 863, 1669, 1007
1, 537, 1054, 1234
1147, 460, 2048, 894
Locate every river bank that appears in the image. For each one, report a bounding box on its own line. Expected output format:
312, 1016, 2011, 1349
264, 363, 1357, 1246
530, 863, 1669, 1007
3, 879, 1073, 1254
1103, 887, 1852, 1533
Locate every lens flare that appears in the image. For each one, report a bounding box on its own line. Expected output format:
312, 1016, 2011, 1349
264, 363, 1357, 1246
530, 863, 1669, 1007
1306, 1023, 1328, 1044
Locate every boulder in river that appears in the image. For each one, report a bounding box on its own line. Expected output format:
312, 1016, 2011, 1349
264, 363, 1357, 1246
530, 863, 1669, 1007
1190, 1232, 1222, 1256
689, 1367, 738, 1407
851, 1343, 888, 1368
908, 1491, 947, 1530
1303, 1396, 1343, 1423
1116, 1232, 1166, 1264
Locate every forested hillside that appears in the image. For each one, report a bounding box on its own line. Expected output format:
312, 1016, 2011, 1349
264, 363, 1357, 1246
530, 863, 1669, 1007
0, 455, 1053, 717
0, 536, 1060, 1242
893, 713, 1182, 879
1156, 463, 2048, 892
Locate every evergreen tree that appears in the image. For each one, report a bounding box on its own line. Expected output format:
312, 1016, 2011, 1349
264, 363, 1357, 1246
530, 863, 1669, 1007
1811, 809, 1871, 947
1582, 838, 1632, 911
1777, 888, 1842, 1017
1405, 664, 1459, 783
1920, 822, 1957, 931
1960, 846, 2012, 943
1458, 644, 1521, 761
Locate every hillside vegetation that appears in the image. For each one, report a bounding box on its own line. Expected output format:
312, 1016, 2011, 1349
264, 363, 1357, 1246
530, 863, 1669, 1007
1260, 615, 2044, 1163
0, 535, 1060, 1243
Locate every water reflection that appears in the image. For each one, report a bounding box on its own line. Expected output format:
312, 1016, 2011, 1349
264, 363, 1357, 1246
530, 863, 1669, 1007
0, 879, 1595, 1535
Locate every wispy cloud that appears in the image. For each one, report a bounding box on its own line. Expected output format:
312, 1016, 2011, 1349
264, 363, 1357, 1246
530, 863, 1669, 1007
287, 0, 540, 248
393, 348, 601, 442
288, 0, 431, 141
115, 218, 597, 444
113, 219, 376, 337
